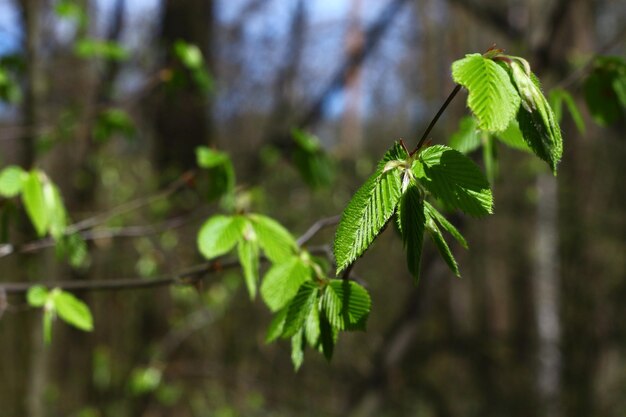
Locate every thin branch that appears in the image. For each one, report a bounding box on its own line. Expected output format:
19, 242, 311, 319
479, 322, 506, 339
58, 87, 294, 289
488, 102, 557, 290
66, 170, 195, 234
0, 211, 201, 258
413, 84, 462, 153
0, 217, 335, 296
296, 215, 341, 246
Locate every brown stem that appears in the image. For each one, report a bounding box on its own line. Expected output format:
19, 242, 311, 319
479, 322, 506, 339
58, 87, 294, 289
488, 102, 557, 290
413, 84, 462, 154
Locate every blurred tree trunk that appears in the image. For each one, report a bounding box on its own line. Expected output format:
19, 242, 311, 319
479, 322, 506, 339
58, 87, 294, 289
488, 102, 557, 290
339, 0, 364, 156
16, 1, 47, 417
152, 0, 214, 174
531, 1, 595, 416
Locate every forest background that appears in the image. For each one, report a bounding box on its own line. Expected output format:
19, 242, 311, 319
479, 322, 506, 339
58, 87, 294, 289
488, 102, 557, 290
0, 0, 625, 416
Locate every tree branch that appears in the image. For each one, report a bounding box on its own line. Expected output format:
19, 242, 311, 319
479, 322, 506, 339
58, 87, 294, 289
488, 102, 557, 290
413, 84, 462, 153
0, 217, 335, 296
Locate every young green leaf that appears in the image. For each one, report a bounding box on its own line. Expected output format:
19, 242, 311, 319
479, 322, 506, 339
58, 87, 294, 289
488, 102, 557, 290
334, 142, 406, 273
266, 307, 288, 343
43, 182, 67, 239
21, 171, 49, 237
451, 53, 521, 132
74, 38, 128, 61
27, 285, 49, 307
322, 280, 371, 331
318, 312, 336, 361
281, 281, 319, 338
397, 184, 426, 284
416, 145, 493, 216
249, 214, 298, 263
425, 215, 460, 277
549, 88, 586, 134
196, 146, 236, 202
291, 129, 335, 189
0, 165, 25, 197
482, 135, 498, 184
197, 215, 246, 259
423, 201, 468, 249
494, 120, 532, 152
260, 256, 311, 312
448, 116, 481, 154
51, 289, 94, 331
507, 60, 563, 172
291, 328, 306, 371
583, 56, 626, 126
196, 146, 230, 168
304, 299, 321, 348
237, 234, 260, 299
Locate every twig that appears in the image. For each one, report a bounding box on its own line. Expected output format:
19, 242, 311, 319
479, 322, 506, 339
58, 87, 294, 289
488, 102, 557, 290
296, 215, 341, 246
0, 218, 335, 296
413, 84, 462, 153
66, 170, 195, 234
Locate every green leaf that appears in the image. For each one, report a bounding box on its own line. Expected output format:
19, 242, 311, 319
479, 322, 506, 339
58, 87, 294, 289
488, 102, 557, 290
397, 184, 426, 284
237, 232, 260, 299
448, 116, 481, 154
55, 233, 89, 268
43, 182, 67, 239
93, 109, 136, 143
22, 171, 48, 237
290, 329, 305, 371
0, 165, 25, 197
318, 312, 336, 361
423, 201, 468, 249
291, 129, 335, 189
416, 145, 493, 216
507, 60, 563, 172
51, 289, 93, 331
482, 135, 498, 184
425, 215, 460, 277
549, 88, 586, 134
196, 146, 230, 168
249, 214, 298, 263
74, 38, 128, 61
494, 120, 532, 152
334, 142, 406, 273
451, 53, 520, 132
260, 256, 311, 312
282, 281, 318, 338
265, 307, 288, 343
196, 147, 236, 202
304, 299, 321, 348
27, 285, 49, 307
322, 280, 371, 331
174, 40, 204, 70
197, 215, 246, 259
583, 56, 626, 126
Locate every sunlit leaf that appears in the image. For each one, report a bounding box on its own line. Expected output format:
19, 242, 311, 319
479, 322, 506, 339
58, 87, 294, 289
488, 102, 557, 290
322, 280, 371, 331
334, 142, 406, 273
197, 215, 246, 259
452, 53, 520, 132
0, 165, 25, 197
260, 256, 311, 312
51, 289, 94, 331
448, 116, 481, 154
281, 281, 318, 338
416, 145, 492, 216
249, 214, 298, 263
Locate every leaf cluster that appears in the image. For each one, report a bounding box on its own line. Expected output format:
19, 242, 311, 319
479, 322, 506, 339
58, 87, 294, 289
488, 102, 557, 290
27, 286, 94, 345
334, 141, 491, 283
452, 52, 563, 172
